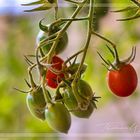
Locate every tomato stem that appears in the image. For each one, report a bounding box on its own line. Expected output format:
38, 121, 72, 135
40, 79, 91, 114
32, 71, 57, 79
46, 0, 88, 63
28, 67, 36, 88
91, 31, 116, 48
41, 75, 53, 104
71, 0, 94, 110
64, 49, 84, 65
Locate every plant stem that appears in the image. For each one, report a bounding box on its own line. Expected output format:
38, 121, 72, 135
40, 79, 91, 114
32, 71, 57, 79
71, 0, 94, 109
41, 75, 53, 104
65, 0, 83, 4
27, 0, 88, 72
28, 67, 36, 88
50, 17, 89, 28
91, 31, 116, 48
47, 0, 88, 63
91, 31, 120, 63
64, 49, 84, 65
73, 0, 93, 81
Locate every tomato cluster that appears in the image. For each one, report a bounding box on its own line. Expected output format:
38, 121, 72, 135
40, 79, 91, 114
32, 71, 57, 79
24, 32, 138, 133
20, 0, 139, 134
21, 22, 99, 133
24, 54, 98, 133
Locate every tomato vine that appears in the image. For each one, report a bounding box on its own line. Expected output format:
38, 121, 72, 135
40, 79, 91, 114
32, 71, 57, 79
15, 0, 140, 133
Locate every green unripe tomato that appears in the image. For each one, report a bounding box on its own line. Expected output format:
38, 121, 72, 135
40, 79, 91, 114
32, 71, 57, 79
62, 88, 78, 110
28, 86, 46, 109
45, 102, 71, 133
63, 88, 94, 118
36, 26, 68, 54
78, 80, 94, 101
26, 86, 46, 120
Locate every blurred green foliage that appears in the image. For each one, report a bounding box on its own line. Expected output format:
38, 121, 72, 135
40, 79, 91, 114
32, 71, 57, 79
0, 16, 59, 140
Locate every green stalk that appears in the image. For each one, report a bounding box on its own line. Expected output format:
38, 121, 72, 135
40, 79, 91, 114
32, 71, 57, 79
28, 67, 36, 88
91, 31, 120, 64
64, 49, 84, 65
27, 1, 88, 72
72, 0, 94, 109
41, 75, 53, 105
91, 31, 116, 47
65, 0, 83, 4
47, 0, 88, 63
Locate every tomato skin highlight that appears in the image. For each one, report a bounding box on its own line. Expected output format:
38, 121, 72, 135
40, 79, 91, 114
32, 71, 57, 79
46, 56, 64, 88
107, 64, 138, 97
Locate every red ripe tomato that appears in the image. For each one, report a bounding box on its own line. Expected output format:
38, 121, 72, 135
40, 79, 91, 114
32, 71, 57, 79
107, 64, 138, 97
46, 56, 64, 88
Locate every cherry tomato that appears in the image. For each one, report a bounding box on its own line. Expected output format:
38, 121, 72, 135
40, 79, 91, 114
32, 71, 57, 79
107, 64, 138, 97
46, 56, 64, 88
45, 102, 71, 133
26, 86, 46, 120
63, 88, 94, 118
63, 79, 95, 118
78, 80, 94, 101
36, 26, 68, 54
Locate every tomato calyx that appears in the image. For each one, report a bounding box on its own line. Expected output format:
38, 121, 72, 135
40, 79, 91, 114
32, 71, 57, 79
37, 20, 68, 55
98, 45, 136, 71
39, 19, 49, 32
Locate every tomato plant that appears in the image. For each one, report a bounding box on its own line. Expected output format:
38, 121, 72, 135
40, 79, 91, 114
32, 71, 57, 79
98, 45, 138, 97
18, 0, 139, 134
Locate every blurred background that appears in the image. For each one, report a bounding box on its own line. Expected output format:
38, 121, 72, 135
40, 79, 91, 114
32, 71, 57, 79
0, 0, 140, 140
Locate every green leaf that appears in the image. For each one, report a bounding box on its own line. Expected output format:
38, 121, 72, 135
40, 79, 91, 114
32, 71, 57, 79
117, 10, 140, 21
39, 19, 49, 32
22, 0, 57, 12
112, 6, 138, 13
24, 4, 53, 12
21, 0, 45, 6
